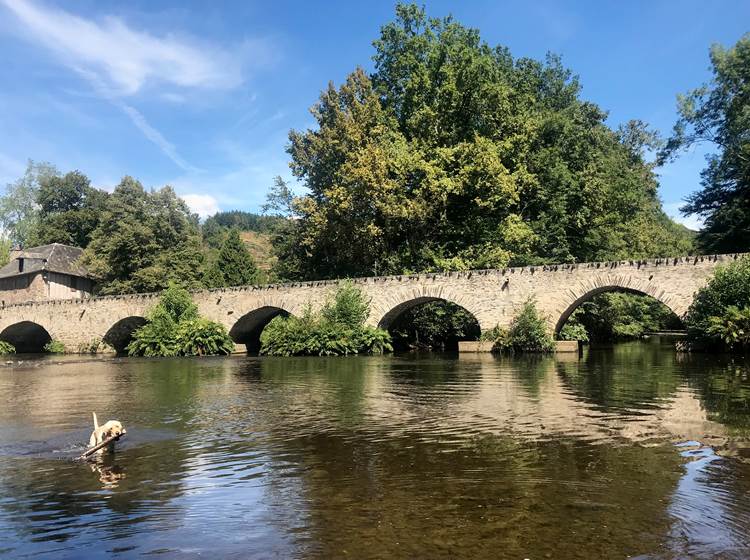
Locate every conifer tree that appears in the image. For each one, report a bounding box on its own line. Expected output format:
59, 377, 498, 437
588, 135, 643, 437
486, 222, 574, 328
212, 229, 259, 287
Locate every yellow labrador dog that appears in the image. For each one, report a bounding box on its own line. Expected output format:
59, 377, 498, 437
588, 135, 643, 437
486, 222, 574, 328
89, 412, 126, 455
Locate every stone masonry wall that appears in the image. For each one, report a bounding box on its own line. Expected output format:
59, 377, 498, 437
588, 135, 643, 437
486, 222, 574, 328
0, 253, 742, 352
0, 272, 48, 306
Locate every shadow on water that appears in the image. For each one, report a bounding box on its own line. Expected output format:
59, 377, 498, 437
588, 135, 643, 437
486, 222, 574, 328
0, 346, 749, 558
555, 339, 683, 411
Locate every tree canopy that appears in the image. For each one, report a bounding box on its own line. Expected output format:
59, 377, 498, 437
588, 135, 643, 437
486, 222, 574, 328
0, 160, 58, 247
204, 228, 259, 288
32, 170, 109, 247
82, 177, 204, 294
270, 4, 693, 280
661, 34, 750, 253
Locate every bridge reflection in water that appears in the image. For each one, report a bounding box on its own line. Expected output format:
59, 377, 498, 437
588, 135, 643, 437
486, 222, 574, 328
1, 343, 749, 558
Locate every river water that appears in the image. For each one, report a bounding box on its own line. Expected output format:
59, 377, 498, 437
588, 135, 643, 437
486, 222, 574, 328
1, 339, 749, 559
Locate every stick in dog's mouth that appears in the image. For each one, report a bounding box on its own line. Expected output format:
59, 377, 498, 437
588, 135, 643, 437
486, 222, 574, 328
79, 428, 127, 460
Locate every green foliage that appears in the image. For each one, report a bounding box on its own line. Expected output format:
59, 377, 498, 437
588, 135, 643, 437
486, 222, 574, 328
0, 237, 10, 267
389, 301, 480, 350
203, 211, 285, 246
0, 341, 15, 355
177, 318, 235, 356
685, 256, 750, 351
492, 300, 554, 353
77, 338, 113, 354
260, 284, 392, 356
0, 160, 58, 246
127, 283, 195, 357
205, 229, 259, 288
83, 177, 204, 295
260, 312, 392, 357
558, 321, 590, 343
321, 281, 370, 328
270, 4, 693, 281
660, 34, 750, 253
31, 170, 108, 247
156, 282, 199, 322
44, 340, 66, 354
202, 264, 225, 289
127, 321, 181, 357
707, 306, 750, 352
561, 292, 681, 342
127, 283, 233, 357
480, 325, 504, 342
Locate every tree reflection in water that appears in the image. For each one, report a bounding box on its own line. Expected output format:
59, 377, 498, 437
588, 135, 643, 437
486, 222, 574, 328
0, 347, 749, 558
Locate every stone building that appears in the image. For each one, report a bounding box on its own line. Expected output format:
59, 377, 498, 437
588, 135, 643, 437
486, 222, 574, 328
0, 243, 94, 305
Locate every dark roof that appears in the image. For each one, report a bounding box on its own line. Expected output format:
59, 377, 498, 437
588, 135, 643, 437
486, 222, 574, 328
0, 243, 89, 279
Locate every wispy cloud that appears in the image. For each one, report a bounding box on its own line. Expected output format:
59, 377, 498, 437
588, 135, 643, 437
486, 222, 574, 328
119, 105, 198, 172
1, 0, 254, 171
1, 0, 243, 95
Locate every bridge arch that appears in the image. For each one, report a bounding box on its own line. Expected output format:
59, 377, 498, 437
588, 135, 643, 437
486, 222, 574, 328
229, 306, 292, 353
373, 286, 484, 331
0, 321, 52, 353
383, 297, 482, 351
551, 282, 685, 337
103, 316, 148, 355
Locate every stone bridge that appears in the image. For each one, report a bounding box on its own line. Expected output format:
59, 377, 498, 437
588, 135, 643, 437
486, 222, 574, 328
0, 253, 743, 354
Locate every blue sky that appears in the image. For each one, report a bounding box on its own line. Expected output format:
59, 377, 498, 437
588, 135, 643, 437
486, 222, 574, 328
0, 1, 748, 227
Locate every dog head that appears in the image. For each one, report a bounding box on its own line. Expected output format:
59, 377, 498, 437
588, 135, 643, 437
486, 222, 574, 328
101, 420, 126, 439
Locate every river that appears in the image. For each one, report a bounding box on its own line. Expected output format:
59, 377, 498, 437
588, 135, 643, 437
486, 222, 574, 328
1, 339, 749, 559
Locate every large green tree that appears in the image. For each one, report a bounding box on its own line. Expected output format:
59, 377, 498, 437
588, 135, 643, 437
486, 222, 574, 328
82, 177, 204, 294
661, 34, 750, 253
0, 160, 58, 247
204, 228, 259, 287
31, 170, 109, 247
271, 4, 693, 281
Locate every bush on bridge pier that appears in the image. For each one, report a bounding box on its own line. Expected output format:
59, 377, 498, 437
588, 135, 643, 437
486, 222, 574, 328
260, 281, 392, 356
486, 300, 555, 354
127, 283, 234, 357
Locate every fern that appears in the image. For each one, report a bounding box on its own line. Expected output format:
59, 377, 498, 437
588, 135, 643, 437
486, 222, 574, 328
0, 341, 15, 355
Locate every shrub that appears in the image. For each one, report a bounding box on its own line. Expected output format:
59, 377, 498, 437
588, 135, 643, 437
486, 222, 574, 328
260, 285, 393, 356
706, 306, 750, 352
491, 300, 554, 353
321, 280, 370, 328
127, 283, 234, 357
157, 282, 199, 323
355, 326, 393, 354
178, 318, 235, 356
0, 341, 15, 355
77, 338, 114, 354
127, 321, 181, 357
480, 325, 505, 342
558, 320, 590, 343
685, 256, 750, 351
44, 340, 66, 354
